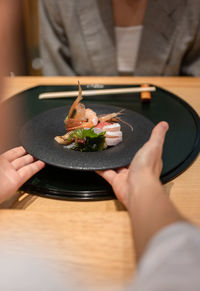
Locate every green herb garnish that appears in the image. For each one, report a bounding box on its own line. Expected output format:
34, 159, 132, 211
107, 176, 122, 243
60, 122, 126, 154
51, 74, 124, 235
67, 128, 106, 152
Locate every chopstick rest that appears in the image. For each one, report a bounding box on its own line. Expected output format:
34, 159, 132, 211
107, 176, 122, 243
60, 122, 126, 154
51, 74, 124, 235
140, 84, 152, 102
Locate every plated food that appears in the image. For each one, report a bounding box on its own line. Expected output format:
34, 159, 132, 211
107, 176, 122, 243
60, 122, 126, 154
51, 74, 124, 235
55, 82, 132, 151
20, 103, 154, 170
20, 82, 155, 170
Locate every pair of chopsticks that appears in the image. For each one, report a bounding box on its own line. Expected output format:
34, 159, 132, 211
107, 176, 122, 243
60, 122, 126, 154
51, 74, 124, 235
38, 86, 156, 100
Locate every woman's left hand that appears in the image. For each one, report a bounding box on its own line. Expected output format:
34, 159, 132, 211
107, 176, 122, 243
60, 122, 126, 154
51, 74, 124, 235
96, 121, 168, 209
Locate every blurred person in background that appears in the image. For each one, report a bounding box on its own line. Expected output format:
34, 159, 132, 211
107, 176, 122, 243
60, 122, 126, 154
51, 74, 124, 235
39, 0, 200, 76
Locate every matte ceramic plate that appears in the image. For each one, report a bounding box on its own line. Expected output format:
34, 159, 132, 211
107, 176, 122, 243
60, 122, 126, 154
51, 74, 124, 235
2, 84, 200, 200
20, 104, 154, 170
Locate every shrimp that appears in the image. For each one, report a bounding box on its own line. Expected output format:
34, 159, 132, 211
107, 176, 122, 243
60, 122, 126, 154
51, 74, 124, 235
98, 109, 124, 122
84, 108, 98, 127
98, 109, 133, 131
66, 81, 84, 120
64, 82, 128, 132
65, 82, 98, 131
66, 108, 98, 131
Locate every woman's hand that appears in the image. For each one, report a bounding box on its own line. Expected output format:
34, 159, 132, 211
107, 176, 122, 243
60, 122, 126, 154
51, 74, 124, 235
97, 121, 169, 209
0, 146, 45, 203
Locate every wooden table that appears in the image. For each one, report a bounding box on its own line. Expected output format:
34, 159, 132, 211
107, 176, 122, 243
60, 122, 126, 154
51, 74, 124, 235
1, 76, 200, 290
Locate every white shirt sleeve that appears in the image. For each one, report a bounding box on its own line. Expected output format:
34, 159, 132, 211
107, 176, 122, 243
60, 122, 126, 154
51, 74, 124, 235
128, 222, 200, 291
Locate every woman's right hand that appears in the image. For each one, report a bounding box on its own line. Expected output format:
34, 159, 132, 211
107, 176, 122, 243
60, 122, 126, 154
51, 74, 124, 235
0, 146, 45, 204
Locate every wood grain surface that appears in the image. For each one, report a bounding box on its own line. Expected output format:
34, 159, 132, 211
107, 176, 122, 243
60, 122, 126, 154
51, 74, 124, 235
1, 76, 200, 289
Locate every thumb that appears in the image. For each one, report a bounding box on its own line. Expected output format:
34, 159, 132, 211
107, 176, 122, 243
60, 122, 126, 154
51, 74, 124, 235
149, 121, 169, 153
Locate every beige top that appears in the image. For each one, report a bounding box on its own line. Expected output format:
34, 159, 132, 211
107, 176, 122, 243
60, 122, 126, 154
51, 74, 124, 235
39, 0, 200, 76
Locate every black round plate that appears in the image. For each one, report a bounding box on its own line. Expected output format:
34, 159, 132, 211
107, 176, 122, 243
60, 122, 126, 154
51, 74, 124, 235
20, 104, 154, 171
2, 84, 200, 201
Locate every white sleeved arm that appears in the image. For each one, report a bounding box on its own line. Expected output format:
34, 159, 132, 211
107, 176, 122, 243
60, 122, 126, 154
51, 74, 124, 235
129, 222, 200, 291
